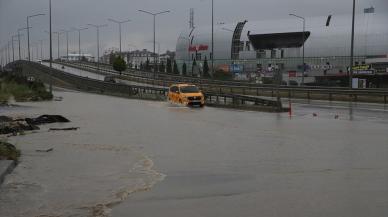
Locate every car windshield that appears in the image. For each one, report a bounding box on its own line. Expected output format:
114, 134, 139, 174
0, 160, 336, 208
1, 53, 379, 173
180, 86, 199, 93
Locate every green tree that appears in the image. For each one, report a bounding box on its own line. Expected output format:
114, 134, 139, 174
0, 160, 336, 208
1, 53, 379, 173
173, 61, 179, 74
203, 56, 210, 77
112, 56, 127, 74
182, 63, 187, 76
166, 59, 172, 74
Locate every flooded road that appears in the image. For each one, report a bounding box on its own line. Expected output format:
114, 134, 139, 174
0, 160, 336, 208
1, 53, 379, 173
1, 90, 388, 217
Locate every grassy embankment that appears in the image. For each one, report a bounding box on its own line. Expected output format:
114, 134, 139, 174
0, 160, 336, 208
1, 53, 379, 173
0, 72, 53, 103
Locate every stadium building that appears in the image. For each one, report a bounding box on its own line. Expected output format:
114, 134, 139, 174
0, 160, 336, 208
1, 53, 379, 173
175, 10, 388, 87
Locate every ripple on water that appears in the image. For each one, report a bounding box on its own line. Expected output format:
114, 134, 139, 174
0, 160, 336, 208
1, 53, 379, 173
0, 143, 165, 217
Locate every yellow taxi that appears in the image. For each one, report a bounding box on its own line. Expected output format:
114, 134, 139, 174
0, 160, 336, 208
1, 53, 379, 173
168, 84, 205, 107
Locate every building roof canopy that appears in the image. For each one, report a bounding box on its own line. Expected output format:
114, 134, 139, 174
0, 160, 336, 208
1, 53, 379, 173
248, 31, 311, 50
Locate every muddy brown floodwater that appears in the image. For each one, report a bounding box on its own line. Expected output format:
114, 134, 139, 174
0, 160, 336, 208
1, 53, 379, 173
1, 89, 388, 217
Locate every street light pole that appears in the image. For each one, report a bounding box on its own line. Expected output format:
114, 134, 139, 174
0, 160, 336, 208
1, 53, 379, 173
39, 39, 44, 60
49, 0, 53, 93
108, 18, 131, 56
290, 13, 306, 85
138, 9, 170, 76
212, 0, 214, 77
51, 32, 60, 60
350, 0, 356, 89
88, 23, 108, 71
11, 35, 18, 62
60, 29, 72, 61
17, 28, 28, 61
7, 42, 10, 64
72, 27, 88, 62
27, 13, 45, 61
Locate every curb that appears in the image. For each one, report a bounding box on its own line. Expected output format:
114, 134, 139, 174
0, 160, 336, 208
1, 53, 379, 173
0, 160, 17, 185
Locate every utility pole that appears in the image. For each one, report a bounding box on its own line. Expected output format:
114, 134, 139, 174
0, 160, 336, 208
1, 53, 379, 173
45, 30, 59, 60
11, 35, 18, 62
349, 0, 356, 89
27, 13, 45, 61
39, 39, 44, 60
289, 13, 306, 86
72, 27, 88, 61
87, 23, 108, 71
52, 32, 60, 60
60, 29, 72, 61
7, 41, 10, 64
211, 0, 214, 77
108, 18, 131, 56
17, 28, 28, 60
138, 9, 170, 76
49, 0, 53, 93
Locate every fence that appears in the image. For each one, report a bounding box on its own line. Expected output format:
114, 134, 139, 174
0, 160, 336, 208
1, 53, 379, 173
63, 61, 388, 104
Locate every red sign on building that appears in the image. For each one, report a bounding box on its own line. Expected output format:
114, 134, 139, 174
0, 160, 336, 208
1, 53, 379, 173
189, 44, 209, 52
288, 71, 297, 78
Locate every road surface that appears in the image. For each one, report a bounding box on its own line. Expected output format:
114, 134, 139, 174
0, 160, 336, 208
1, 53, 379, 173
0, 90, 387, 217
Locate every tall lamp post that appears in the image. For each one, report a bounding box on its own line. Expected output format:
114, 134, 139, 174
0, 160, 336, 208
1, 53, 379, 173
38, 39, 44, 60
138, 9, 170, 75
1, 47, 4, 67
87, 23, 108, 71
48, 0, 53, 93
349, 0, 356, 89
212, 0, 214, 77
11, 35, 18, 62
200, 0, 215, 77
108, 18, 131, 56
17, 28, 28, 60
289, 13, 306, 86
60, 29, 72, 61
27, 13, 45, 61
72, 27, 88, 61
7, 41, 10, 64
46, 30, 60, 60
54, 32, 60, 60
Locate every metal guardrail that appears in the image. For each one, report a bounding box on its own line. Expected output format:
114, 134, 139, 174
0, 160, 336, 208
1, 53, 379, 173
11, 61, 167, 98
11, 60, 284, 110
62, 61, 388, 104
65, 60, 388, 91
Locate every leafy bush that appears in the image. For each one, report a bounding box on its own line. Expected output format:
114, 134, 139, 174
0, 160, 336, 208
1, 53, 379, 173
112, 56, 127, 74
0, 141, 20, 161
0, 73, 53, 102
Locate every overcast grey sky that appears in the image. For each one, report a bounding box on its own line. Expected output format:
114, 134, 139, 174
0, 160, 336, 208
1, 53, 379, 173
1, 0, 387, 57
